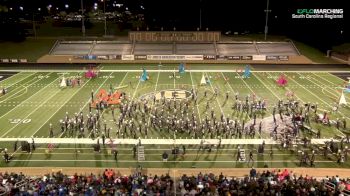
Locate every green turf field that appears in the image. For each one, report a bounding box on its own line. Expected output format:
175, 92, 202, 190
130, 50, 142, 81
0, 66, 350, 168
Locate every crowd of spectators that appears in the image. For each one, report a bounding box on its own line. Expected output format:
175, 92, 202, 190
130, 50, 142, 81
0, 168, 350, 195
178, 168, 350, 195
0, 169, 174, 195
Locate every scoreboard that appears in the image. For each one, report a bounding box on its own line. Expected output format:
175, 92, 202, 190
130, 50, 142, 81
129, 31, 221, 42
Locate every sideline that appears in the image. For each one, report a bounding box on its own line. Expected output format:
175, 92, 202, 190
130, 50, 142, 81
1, 167, 350, 178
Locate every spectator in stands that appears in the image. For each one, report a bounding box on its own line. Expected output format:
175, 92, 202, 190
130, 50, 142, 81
1, 168, 349, 195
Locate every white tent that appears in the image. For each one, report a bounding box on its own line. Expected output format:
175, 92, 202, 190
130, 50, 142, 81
60, 77, 67, 88
339, 91, 347, 105
200, 74, 206, 85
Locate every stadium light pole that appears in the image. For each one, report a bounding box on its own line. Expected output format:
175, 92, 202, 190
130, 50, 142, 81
199, 0, 202, 30
102, 0, 107, 36
32, 12, 37, 38
81, 0, 86, 37
264, 0, 271, 40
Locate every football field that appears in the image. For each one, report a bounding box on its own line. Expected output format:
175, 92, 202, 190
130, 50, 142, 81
0, 64, 350, 168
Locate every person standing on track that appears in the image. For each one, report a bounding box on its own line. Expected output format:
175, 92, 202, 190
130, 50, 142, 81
13, 140, 18, 152
113, 149, 118, 161
247, 151, 254, 166
310, 151, 315, 167
31, 137, 35, 151
49, 123, 54, 137
236, 146, 241, 162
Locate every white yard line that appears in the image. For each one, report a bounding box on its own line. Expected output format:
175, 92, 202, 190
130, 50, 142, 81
10, 145, 22, 157
266, 73, 303, 103
0, 72, 35, 87
315, 72, 349, 83
35, 147, 287, 151
295, 73, 346, 109
0, 73, 50, 103
0, 137, 334, 144
311, 73, 343, 95
107, 72, 141, 137
309, 74, 341, 96
190, 71, 201, 123
205, 72, 225, 117
4, 69, 350, 73
85, 72, 129, 138
221, 72, 252, 121
268, 72, 337, 116
31, 76, 92, 137
312, 73, 339, 85
173, 69, 176, 89
13, 152, 330, 156
235, 72, 255, 94
86, 72, 129, 138
131, 76, 142, 100
295, 73, 350, 122
63, 72, 114, 138
287, 73, 347, 137
1, 83, 63, 137
254, 73, 281, 101
6, 159, 335, 163
146, 71, 161, 126
0, 73, 56, 120
221, 72, 235, 94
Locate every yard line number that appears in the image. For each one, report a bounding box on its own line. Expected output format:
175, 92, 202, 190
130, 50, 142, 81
9, 119, 32, 124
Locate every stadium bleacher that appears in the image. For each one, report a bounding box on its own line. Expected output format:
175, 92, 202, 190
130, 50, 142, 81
0, 169, 349, 195
49, 40, 300, 57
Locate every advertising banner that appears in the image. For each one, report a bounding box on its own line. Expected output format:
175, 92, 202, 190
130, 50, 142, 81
278, 56, 289, 61
121, 55, 135, 60
203, 55, 216, 60
134, 55, 148, 60
97, 56, 108, 60
252, 55, 267, 61
241, 56, 253, 60
266, 56, 278, 60
226, 56, 241, 60
146, 55, 203, 61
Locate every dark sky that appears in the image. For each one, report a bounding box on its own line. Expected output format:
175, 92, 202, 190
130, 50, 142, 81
143, 0, 347, 49
0, 0, 347, 48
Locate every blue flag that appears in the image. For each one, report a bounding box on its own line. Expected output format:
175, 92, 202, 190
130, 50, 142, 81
206, 76, 211, 84
179, 63, 185, 73
140, 68, 148, 82
243, 65, 251, 78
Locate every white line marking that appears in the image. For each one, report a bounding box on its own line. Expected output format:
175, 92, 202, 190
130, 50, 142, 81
0, 72, 35, 87
6, 159, 335, 163
254, 73, 280, 101
3, 69, 350, 73
0, 73, 49, 103
0, 73, 56, 120
146, 71, 161, 126
31, 74, 91, 137
1, 80, 63, 137
205, 72, 225, 117
190, 71, 201, 123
